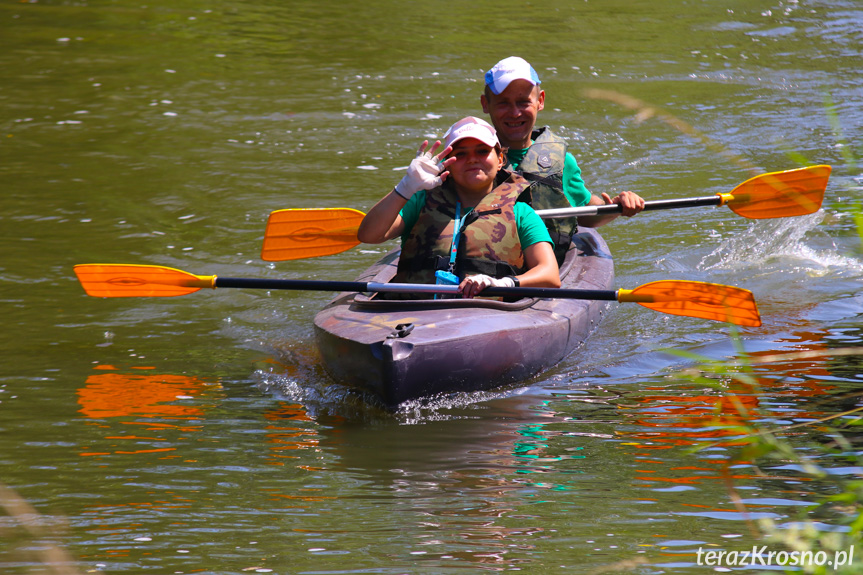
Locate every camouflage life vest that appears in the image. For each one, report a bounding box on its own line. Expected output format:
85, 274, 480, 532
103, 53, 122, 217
509, 126, 578, 265
393, 171, 529, 292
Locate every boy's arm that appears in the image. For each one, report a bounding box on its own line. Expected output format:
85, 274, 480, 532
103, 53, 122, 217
357, 190, 408, 243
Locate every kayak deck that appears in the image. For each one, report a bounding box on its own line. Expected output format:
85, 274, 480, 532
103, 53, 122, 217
313, 228, 614, 408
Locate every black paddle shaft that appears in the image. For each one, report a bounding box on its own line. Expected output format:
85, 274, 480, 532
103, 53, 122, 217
214, 277, 619, 301
639, 195, 724, 212
539, 195, 724, 219
215, 278, 370, 292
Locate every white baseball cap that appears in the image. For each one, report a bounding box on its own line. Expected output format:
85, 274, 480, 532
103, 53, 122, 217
443, 116, 500, 149
484, 56, 541, 95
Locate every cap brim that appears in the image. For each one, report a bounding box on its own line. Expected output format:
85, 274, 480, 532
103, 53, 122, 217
447, 135, 499, 149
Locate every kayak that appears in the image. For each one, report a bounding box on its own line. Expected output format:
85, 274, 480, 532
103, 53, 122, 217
313, 227, 614, 408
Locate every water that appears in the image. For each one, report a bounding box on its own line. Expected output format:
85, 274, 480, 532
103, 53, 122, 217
2, 0, 863, 573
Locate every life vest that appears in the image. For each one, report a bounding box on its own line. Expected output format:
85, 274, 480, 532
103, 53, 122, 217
392, 171, 529, 294
509, 126, 578, 265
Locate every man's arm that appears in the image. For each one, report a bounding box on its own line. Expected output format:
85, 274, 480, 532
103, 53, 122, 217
577, 191, 646, 228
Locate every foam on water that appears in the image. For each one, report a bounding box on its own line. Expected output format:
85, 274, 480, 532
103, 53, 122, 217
699, 211, 863, 276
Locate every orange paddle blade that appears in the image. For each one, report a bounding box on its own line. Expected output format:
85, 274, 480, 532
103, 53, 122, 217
74, 264, 215, 298
721, 165, 830, 219
261, 208, 365, 261
617, 280, 761, 327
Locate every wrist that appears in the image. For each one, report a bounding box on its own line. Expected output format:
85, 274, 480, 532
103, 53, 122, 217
505, 276, 519, 287
392, 186, 410, 201
394, 178, 418, 200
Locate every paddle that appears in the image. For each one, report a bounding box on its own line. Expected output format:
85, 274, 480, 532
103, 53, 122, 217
260, 165, 831, 261
73, 264, 762, 327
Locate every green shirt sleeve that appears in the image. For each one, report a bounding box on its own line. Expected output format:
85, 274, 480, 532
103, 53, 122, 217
562, 152, 592, 207
398, 189, 427, 240
514, 202, 553, 248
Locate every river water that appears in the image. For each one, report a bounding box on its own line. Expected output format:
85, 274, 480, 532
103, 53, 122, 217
2, 0, 862, 573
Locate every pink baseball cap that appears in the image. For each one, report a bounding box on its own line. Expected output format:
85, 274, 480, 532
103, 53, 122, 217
443, 116, 500, 149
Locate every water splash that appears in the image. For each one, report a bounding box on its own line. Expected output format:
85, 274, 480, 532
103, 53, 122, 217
254, 367, 388, 421
698, 212, 863, 276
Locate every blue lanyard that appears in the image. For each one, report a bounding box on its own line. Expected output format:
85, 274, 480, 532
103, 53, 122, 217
448, 202, 462, 272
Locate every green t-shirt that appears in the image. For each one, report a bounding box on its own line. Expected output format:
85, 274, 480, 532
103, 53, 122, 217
399, 189, 552, 249
506, 148, 592, 208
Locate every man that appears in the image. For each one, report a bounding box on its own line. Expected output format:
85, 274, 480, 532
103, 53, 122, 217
481, 56, 645, 260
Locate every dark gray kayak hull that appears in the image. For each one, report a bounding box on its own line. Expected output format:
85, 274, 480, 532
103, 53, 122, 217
313, 228, 614, 408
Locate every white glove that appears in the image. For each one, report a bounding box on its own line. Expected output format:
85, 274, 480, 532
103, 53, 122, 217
394, 152, 444, 200
460, 274, 515, 298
